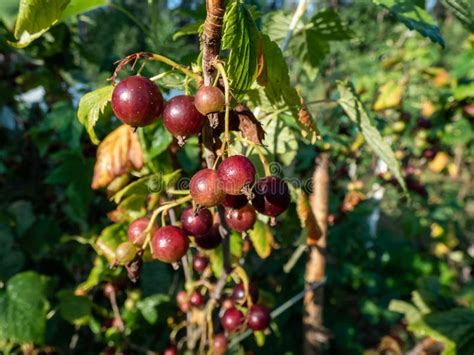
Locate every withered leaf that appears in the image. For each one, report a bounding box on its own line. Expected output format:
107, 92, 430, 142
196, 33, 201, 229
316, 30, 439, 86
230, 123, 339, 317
235, 104, 265, 144
296, 190, 321, 245
298, 98, 319, 144
92, 125, 144, 189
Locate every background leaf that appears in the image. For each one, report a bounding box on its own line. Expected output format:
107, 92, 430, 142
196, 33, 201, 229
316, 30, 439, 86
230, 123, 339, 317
248, 220, 274, 259
373, 0, 445, 47
0, 272, 49, 344
10, 0, 70, 48
337, 81, 408, 194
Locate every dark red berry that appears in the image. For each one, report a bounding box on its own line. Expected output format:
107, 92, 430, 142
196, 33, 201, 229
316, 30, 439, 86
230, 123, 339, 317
217, 155, 256, 195
163, 345, 178, 355
163, 95, 205, 142
248, 304, 271, 331
190, 169, 225, 207
192, 254, 209, 273
111, 76, 164, 127
194, 86, 225, 115
232, 283, 259, 304
190, 291, 205, 307
222, 194, 248, 210
194, 224, 222, 250
181, 207, 213, 236
151, 226, 189, 263
128, 217, 156, 247
225, 204, 256, 232
213, 333, 228, 355
221, 307, 244, 333
252, 176, 290, 217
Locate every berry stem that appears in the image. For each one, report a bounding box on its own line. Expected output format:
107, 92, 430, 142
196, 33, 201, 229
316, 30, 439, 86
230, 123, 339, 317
213, 61, 231, 158
149, 53, 200, 81
142, 194, 193, 250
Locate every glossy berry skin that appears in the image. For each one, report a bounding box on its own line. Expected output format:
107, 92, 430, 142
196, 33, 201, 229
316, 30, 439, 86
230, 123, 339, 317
194, 86, 225, 115
151, 226, 189, 263
217, 155, 256, 195
163, 345, 178, 355
128, 217, 156, 247
232, 283, 259, 304
225, 204, 256, 232
190, 169, 225, 207
213, 334, 228, 355
194, 224, 222, 250
190, 291, 205, 307
115, 242, 137, 265
181, 207, 213, 236
163, 95, 205, 139
248, 304, 271, 331
222, 194, 248, 210
192, 254, 209, 273
221, 307, 244, 333
252, 176, 291, 217
111, 76, 164, 127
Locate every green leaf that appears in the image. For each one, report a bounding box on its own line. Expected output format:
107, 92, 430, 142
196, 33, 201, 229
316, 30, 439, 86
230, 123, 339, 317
0, 225, 25, 282
112, 175, 161, 204
259, 34, 300, 111
60, 0, 107, 19
57, 290, 92, 325
309, 9, 354, 41
140, 121, 173, 160
389, 299, 422, 323
337, 81, 408, 195
140, 261, 172, 296
7, 200, 35, 237
210, 245, 224, 278
263, 116, 299, 166
222, 0, 259, 97
10, 0, 71, 48
172, 21, 203, 40
77, 257, 122, 293
248, 220, 273, 259
443, 0, 474, 32
254, 330, 266, 347
95, 223, 128, 263
0, 0, 20, 29
0, 272, 49, 344
230, 231, 243, 259
137, 294, 170, 324
262, 11, 293, 43
410, 308, 474, 355
77, 86, 113, 144
373, 0, 445, 47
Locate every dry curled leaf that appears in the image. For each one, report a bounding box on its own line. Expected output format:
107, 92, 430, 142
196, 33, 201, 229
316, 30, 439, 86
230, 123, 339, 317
341, 191, 366, 213
92, 125, 144, 189
235, 104, 265, 144
296, 191, 321, 245
298, 97, 319, 144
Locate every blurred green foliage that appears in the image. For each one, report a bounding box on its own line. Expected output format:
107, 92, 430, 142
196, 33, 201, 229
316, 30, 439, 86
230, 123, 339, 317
0, 0, 472, 354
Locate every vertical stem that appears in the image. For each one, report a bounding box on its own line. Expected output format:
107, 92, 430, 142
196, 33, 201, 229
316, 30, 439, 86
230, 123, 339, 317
202, 0, 226, 86
280, 0, 308, 52
303, 153, 329, 354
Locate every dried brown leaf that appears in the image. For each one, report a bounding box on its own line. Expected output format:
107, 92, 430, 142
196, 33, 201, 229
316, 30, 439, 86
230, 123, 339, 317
235, 104, 265, 144
92, 125, 144, 189
296, 191, 321, 245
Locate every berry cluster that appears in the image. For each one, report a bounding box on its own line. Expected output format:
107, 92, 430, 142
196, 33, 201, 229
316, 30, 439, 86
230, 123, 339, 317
111, 76, 225, 145
109, 72, 290, 352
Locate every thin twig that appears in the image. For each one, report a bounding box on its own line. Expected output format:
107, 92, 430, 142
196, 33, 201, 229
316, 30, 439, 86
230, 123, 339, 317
229, 278, 327, 348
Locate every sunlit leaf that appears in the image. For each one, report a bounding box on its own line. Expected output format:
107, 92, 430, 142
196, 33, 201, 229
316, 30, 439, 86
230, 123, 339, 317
248, 220, 273, 259
373, 80, 404, 111
222, 0, 259, 97
9, 0, 70, 48
77, 85, 113, 144
337, 81, 407, 194
373, 0, 445, 47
